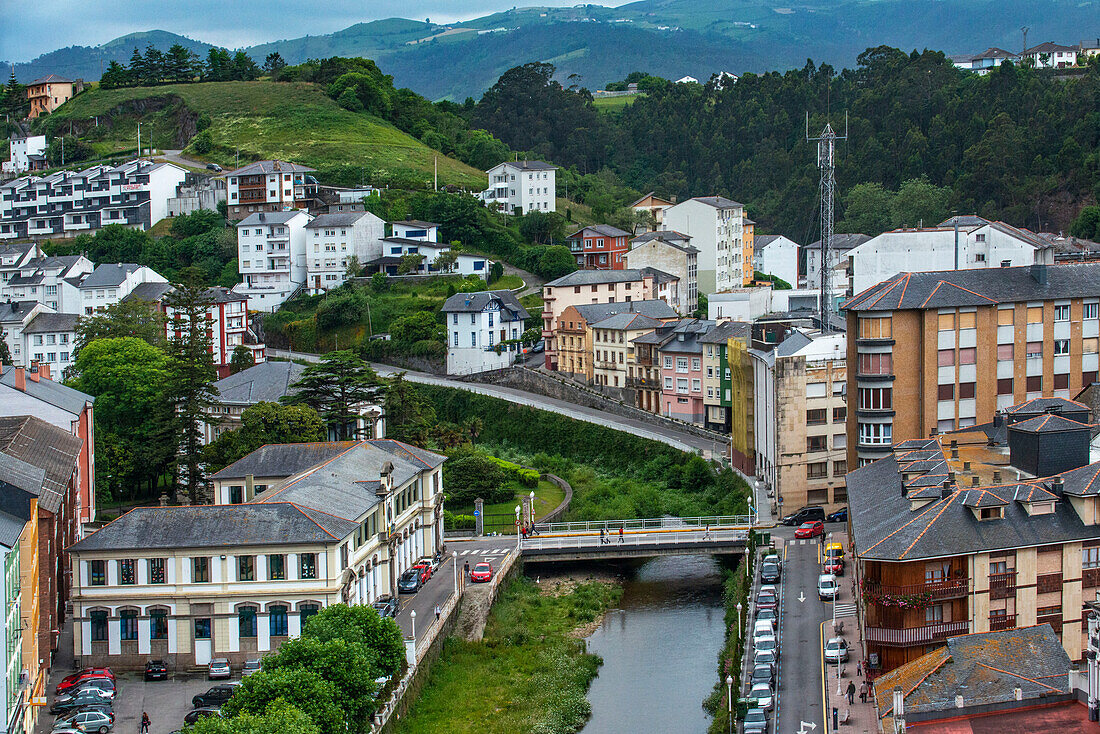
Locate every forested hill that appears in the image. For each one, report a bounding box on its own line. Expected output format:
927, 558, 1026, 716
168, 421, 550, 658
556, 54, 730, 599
469, 50, 1100, 240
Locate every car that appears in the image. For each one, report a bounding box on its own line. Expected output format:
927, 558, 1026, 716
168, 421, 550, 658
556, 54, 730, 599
56, 669, 114, 696
144, 659, 168, 681
827, 507, 848, 523
762, 550, 781, 567
750, 663, 774, 687
192, 683, 240, 708
470, 562, 494, 583
818, 573, 839, 600
743, 707, 768, 734
411, 561, 433, 584
397, 569, 423, 593
824, 556, 845, 576
184, 708, 223, 725
207, 658, 231, 679
760, 561, 781, 583
532, 340, 545, 353
794, 520, 825, 539
824, 542, 845, 560
749, 682, 774, 711
372, 595, 400, 618
824, 636, 849, 664
56, 706, 114, 725
781, 505, 826, 526
205, 163, 223, 172
50, 726, 84, 734
56, 709, 114, 733
754, 635, 777, 654
755, 607, 777, 624
756, 589, 778, 610
50, 690, 113, 715
754, 649, 777, 669
72, 678, 115, 698
753, 619, 775, 641
242, 660, 262, 677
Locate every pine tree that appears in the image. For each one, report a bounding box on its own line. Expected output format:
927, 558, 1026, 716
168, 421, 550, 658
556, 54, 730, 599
143, 45, 165, 84
282, 351, 384, 440
99, 61, 129, 89
128, 47, 146, 86
165, 44, 197, 83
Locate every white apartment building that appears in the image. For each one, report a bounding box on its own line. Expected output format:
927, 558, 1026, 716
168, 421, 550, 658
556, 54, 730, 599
479, 161, 557, 215
1, 300, 50, 368
234, 210, 312, 312
77, 263, 168, 316
0, 160, 187, 240
224, 161, 317, 221
847, 216, 1055, 295
752, 234, 800, 288
442, 290, 530, 375
2, 135, 47, 175
20, 312, 81, 375
625, 231, 699, 315
304, 212, 385, 294
369, 238, 491, 277
661, 196, 744, 294
0, 251, 92, 312
389, 220, 440, 242
803, 233, 869, 291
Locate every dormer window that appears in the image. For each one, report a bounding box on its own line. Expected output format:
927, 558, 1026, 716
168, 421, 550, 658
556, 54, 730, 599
979, 506, 1004, 520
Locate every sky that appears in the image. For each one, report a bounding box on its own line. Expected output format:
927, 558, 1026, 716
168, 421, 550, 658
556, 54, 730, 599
2, 0, 603, 62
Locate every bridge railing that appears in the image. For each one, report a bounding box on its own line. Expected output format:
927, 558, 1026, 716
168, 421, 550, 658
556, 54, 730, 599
521, 526, 749, 551
532, 515, 753, 534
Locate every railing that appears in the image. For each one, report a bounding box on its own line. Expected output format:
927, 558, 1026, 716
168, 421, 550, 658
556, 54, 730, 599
533, 515, 752, 534
1037, 572, 1063, 594
989, 571, 1017, 599
521, 526, 748, 553
864, 578, 968, 601
865, 620, 969, 647
989, 613, 1017, 631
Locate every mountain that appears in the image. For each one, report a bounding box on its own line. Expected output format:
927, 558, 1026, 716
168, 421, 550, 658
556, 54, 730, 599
9, 1, 1099, 98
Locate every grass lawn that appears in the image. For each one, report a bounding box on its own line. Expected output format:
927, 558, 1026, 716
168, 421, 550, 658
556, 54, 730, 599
487, 274, 524, 290
454, 479, 566, 530
592, 93, 644, 111
38, 81, 484, 188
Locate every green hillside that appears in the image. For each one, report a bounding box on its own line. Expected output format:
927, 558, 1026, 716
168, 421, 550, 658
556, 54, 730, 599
34, 81, 485, 188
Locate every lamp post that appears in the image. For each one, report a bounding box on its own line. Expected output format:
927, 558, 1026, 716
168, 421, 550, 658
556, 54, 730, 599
530, 490, 536, 528
736, 602, 743, 635
515, 505, 522, 551
452, 550, 458, 596
726, 674, 734, 734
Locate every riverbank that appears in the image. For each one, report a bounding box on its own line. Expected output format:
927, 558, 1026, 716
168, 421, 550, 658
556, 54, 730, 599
393, 575, 623, 734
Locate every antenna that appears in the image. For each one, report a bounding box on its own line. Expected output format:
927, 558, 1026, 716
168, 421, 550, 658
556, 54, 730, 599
1021, 26, 1030, 57
806, 111, 848, 333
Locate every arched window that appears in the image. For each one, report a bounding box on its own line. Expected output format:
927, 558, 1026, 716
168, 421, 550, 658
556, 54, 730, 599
269, 605, 288, 637
89, 610, 108, 642
238, 605, 257, 638
299, 602, 321, 628
119, 609, 138, 641
148, 607, 169, 639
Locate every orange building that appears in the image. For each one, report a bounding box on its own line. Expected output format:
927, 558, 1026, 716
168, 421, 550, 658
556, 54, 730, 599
742, 217, 755, 285
26, 75, 79, 118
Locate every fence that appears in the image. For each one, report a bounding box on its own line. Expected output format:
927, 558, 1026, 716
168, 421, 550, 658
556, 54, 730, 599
533, 515, 752, 534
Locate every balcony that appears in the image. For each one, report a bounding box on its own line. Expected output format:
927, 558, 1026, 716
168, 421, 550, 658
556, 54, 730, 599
1037, 572, 1062, 594
989, 571, 1016, 600
626, 377, 657, 389
863, 578, 968, 602
866, 621, 969, 647
989, 613, 1017, 631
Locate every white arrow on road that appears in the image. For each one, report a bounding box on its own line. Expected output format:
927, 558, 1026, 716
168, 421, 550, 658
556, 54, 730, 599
798, 591, 806, 603
798, 722, 818, 733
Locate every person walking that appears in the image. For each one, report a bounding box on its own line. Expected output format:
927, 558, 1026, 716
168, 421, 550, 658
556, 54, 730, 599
618, 526, 624, 544
703, 524, 710, 540
856, 660, 862, 677
859, 681, 868, 704
434, 604, 441, 621
846, 680, 856, 705
141, 713, 150, 734
464, 560, 470, 581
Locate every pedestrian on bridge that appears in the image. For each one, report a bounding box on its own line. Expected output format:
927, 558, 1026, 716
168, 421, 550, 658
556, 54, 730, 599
618, 526, 624, 543
704, 524, 711, 540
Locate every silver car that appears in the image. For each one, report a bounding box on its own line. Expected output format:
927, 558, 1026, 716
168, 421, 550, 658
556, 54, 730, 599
242, 659, 262, 677
208, 658, 231, 679
750, 682, 774, 711
56, 710, 113, 733
743, 707, 768, 734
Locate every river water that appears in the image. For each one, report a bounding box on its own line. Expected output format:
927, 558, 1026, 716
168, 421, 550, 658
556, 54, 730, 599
580, 555, 727, 734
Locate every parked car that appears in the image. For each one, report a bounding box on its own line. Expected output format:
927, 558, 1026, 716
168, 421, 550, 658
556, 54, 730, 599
817, 573, 839, 600
756, 588, 778, 610
755, 607, 777, 624
743, 707, 769, 734
753, 619, 775, 642
192, 683, 240, 708
72, 678, 115, 698
50, 726, 84, 734
397, 569, 423, 593
762, 550, 781, 567
205, 163, 222, 172
826, 507, 848, 523
184, 708, 222, 725
749, 682, 774, 711
754, 649, 777, 669
781, 505, 826, 526
824, 636, 849, 664
824, 542, 845, 560
760, 561, 781, 583
372, 595, 400, 618
207, 658, 231, 679
411, 561, 433, 584
532, 340, 545, 353
56, 706, 114, 725
470, 562, 494, 583
56, 669, 114, 696
51, 689, 113, 715
754, 635, 777, 654
750, 663, 774, 687
794, 520, 824, 539
144, 659, 168, 681
824, 556, 845, 576
56, 709, 114, 733
242, 660, 262, 677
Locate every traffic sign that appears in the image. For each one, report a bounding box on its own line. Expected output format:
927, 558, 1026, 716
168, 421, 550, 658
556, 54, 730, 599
473, 510, 480, 517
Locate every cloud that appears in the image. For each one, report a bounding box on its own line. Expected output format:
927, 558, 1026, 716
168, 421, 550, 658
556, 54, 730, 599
1, 1, 595, 62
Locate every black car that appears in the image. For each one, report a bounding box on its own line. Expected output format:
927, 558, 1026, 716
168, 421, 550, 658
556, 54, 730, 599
205, 163, 222, 172
192, 684, 239, 708
750, 663, 775, 687
780, 505, 826, 526
827, 507, 848, 523
144, 659, 168, 681
51, 690, 114, 715
372, 595, 400, 618
397, 569, 422, 594
760, 561, 781, 584
184, 708, 222, 724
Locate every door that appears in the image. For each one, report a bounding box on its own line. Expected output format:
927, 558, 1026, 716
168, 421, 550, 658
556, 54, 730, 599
194, 618, 212, 666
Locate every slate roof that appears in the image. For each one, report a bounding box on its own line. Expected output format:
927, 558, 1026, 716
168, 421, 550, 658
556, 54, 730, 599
0, 415, 82, 514
22, 312, 80, 334
0, 368, 93, 415
380, 237, 446, 248
753, 234, 785, 253
588, 312, 664, 331
78, 263, 141, 289
122, 282, 173, 304
843, 263, 1100, 312
440, 290, 529, 320
1009, 413, 1091, 433
639, 267, 679, 285
973, 47, 1019, 60
238, 211, 307, 226
688, 196, 742, 209
876, 625, 1070, 722
304, 212, 370, 228
698, 320, 751, 344
0, 300, 39, 322
570, 300, 677, 324
212, 361, 308, 405
628, 192, 673, 208
210, 442, 358, 480
630, 231, 698, 254
501, 161, 557, 171
775, 330, 813, 357
225, 161, 316, 177
805, 233, 871, 251
1005, 397, 1089, 415
28, 75, 72, 85
568, 224, 631, 239
544, 269, 652, 287
70, 503, 357, 551
1025, 41, 1079, 54
657, 319, 717, 355
390, 220, 441, 229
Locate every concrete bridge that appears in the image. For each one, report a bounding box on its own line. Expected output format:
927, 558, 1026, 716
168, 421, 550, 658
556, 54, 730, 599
519, 516, 752, 562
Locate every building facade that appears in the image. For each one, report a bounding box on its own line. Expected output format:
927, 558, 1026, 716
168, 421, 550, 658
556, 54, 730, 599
742, 218, 755, 286
657, 320, 715, 423
224, 161, 317, 220
752, 234, 800, 289
0, 251, 93, 313
661, 196, 744, 294
625, 231, 699, 315
77, 263, 168, 316
442, 291, 530, 375
25, 76, 78, 118
234, 210, 312, 312
2, 137, 47, 175
479, 161, 557, 215
567, 225, 631, 270
303, 212, 385, 294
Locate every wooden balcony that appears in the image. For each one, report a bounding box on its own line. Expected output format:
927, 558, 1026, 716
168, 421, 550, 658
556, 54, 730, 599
866, 620, 969, 647
989, 613, 1017, 631
863, 577, 968, 602
989, 571, 1017, 600
1037, 573, 1062, 595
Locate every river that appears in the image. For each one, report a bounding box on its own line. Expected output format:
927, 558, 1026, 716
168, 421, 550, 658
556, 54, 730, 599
580, 555, 727, 734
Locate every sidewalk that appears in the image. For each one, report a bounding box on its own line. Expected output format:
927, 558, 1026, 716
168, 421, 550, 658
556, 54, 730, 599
825, 533, 880, 734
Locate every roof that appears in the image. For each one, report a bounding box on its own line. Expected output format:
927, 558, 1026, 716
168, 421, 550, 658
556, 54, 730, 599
639, 266, 679, 285
1005, 397, 1089, 415
1025, 41, 1079, 54
122, 282, 173, 303
753, 234, 798, 254
698, 320, 751, 344
687, 196, 742, 209
629, 192, 673, 208
238, 211, 307, 226
588, 312, 664, 331
225, 160, 316, 177
78, 263, 141, 289
570, 299, 678, 324
212, 361, 309, 405
0, 300, 40, 322
28, 75, 73, 85
70, 503, 357, 552
844, 262, 1100, 312
441, 290, 530, 320
21, 312, 80, 334
380, 237, 446, 248
876, 625, 1070, 721
775, 330, 813, 356
805, 233, 871, 251
390, 220, 440, 229
974, 47, 1019, 60
1009, 414, 1091, 433
544, 268, 654, 288
0, 415, 82, 514
499, 160, 557, 171
210, 442, 358, 480
630, 231, 698, 253
656, 319, 718, 354
304, 212, 370, 228
0, 368, 92, 415
568, 224, 632, 239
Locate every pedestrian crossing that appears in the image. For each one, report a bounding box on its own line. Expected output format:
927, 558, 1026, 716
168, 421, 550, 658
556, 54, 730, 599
832, 602, 857, 618
455, 547, 509, 557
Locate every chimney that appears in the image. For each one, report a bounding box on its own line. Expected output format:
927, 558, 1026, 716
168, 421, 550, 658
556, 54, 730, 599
38, 363, 51, 381
993, 470, 1002, 483
1051, 475, 1065, 497
1030, 263, 1048, 285
13, 366, 25, 392
942, 478, 953, 498
28, 360, 40, 382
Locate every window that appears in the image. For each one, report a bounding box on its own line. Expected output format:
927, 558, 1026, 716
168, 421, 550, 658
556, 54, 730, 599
194, 618, 211, 639
859, 318, 892, 339
807, 409, 827, 425
833, 459, 847, 476
267, 554, 285, 580
1084, 547, 1100, 569
691, 358, 701, 371
806, 382, 827, 398
1085, 303, 1098, 320
1084, 371, 1099, 386
833, 407, 847, 422
238, 606, 257, 638
938, 383, 954, 400
807, 435, 827, 452
676, 357, 688, 373
89, 560, 106, 586
300, 553, 318, 580
1026, 375, 1042, 391
1085, 338, 1099, 354
858, 387, 892, 410
858, 422, 892, 445
270, 605, 289, 636
664, 377, 673, 390
1026, 342, 1042, 358
998, 308, 1015, 325
1037, 605, 1061, 617
1055, 304, 1070, 321
938, 312, 955, 331
664, 357, 673, 369
857, 353, 892, 375
1027, 306, 1043, 324
193, 557, 209, 583
148, 558, 165, 583
300, 603, 321, 627
120, 610, 138, 641
1054, 373, 1069, 390
229, 486, 243, 504
938, 349, 955, 367
807, 462, 828, 479
239, 555, 255, 581
998, 378, 1014, 395
958, 382, 976, 399
150, 610, 168, 639
90, 611, 108, 642
997, 344, 1014, 360
958, 348, 976, 365
925, 605, 944, 624
691, 378, 701, 392
1054, 339, 1070, 356
120, 559, 135, 585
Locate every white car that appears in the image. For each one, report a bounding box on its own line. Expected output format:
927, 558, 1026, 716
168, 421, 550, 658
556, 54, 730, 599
818, 573, 839, 600
762, 551, 781, 568
754, 648, 777, 669
749, 682, 774, 711
754, 634, 777, 654
824, 636, 849, 664
753, 619, 775, 643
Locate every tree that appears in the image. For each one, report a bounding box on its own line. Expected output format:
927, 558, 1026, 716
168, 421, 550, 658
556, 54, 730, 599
223, 668, 344, 734
189, 700, 319, 734
99, 61, 130, 89
518, 210, 567, 245
838, 182, 894, 235
537, 245, 577, 279
389, 312, 439, 344
345, 255, 361, 280
232, 51, 261, 81
301, 603, 405, 677
1070, 205, 1100, 240
128, 47, 147, 85
397, 253, 424, 275
165, 44, 199, 83
74, 299, 166, 355
890, 178, 952, 229
142, 44, 166, 84
369, 272, 388, 293
263, 52, 287, 77
202, 402, 326, 471
444, 451, 510, 505
283, 351, 383, 440
432, 250, 458, 273
488, 261, 504, 284
0, 329, 9, 364
204, 48, 233, 81
383, 372, 436, 444
230, 345, 255, 375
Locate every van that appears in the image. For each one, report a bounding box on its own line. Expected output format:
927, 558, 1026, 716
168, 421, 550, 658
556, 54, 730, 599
781, 505, 826, 526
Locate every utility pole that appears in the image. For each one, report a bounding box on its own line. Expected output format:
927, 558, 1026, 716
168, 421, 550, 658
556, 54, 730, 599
807, 111, 847, 333
953, 212, 959, 270
137, 122, 141, 158
434, 155, 438, 191
60, 136, 64, 166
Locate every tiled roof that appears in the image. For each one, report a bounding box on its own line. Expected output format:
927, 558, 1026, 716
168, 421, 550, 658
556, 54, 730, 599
28, 75, 72, 85
0, 415, 82, 514
441, 290, 529, 319
1005, 397, 1089, 414
806, 233, 870, 251
639, 266, 679, 285
687, 196, 742, 209
500, 160, 557, 171
630, 231, 698, 254
304, 212, 370, 228
0, 300, 40, 322
238, 211, 308, 226
212, 361, 309, 405
78, 263, 142, 289
122, 282, 173, 303
588, 312, 664, 331
570, 300, 677, 323
697, 320, 751, 344
1009, 413, 1091, 433
210, 442, 358, 480
225, 160, 316, 177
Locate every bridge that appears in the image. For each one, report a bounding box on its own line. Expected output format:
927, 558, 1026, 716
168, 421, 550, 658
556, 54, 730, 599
518, 515, 753, 562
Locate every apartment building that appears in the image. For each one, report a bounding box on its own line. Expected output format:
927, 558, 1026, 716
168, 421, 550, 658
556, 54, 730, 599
67, 439, 443, 670
804, 233, 869, 290
844, 262, 1100, 470
590, 312, 666, 395
442, 290, 530, 375
742, 218, 755, 286
567, 225, 632, 270
77, 263, 168, 316
848, 401, 1100, 674
19, 314, 80, 376
0, 300, 50, 368
479, 161, 557, 214
752, 331, 848, 515
699, 321, 749, 433
752, 234, 800, 288
661, 196, 744, 294
554, 300, 676, 380
0, 516, 22, 734
303, 212, 385, 294
165, 177, 226, 218
224, 161, 317, 220
656, 319, 717, 423
0, 251, 93, 312
0, 160, 187, 240
2, 136, 47, 175
629, 193, 673, 231
625, 231, 699, 315
234, 210, 312, 312
25, 76, 79, 118
848, 216, 1054, 295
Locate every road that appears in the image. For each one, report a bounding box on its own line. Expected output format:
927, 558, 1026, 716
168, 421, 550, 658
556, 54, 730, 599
775, 533, 829, 734
159, 149, 214, 172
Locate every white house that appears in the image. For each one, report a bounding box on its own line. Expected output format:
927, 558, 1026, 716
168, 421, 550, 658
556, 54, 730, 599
950, 47, 1019, 75
224, 160, 317, 220
803, 233, 870, 290
661, 196, 744, 294
0, 252, 93, 312
77, 263, 168, 316
20, 312, 81, 376
442, 290, 530, 375
1023, 42, 1079, 68
0, 300, 50, 367
675, 76, 699, 84
847, 216, 1055, 295
234, 210, 312, 312
479, 161, 557, 215
2, 135, 47, 174
390, 220, 440, 242
303, 212, 385, 294
368, 238, 491, 278
752, 234, 800, 288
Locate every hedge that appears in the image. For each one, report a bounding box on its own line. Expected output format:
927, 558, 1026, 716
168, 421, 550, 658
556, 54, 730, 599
488, 456, 539, 488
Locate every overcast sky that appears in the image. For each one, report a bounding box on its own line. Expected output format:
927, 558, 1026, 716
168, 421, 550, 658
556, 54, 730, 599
3, 1, 600, 62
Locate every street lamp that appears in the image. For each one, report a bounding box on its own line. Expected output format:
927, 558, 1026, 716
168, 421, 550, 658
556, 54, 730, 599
726, 674, 734, 734
515, 505, 522, 551
736, 602, 743, 635
452, 550, 458, 596
410, 610, 416, 646
530, 490, 536, 528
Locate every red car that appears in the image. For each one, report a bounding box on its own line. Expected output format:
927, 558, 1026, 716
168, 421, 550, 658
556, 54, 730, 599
470, 562, 493, 583
56, 668, 114, 695
411, 562, 433, 584
824, 557, 845, 576
794, 521, 824, 539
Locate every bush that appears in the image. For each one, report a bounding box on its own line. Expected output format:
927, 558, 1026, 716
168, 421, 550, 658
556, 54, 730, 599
444, 452, 511, 505
191, 129, 213, 154
489, 456, 539, 488
444, 510, 476, 530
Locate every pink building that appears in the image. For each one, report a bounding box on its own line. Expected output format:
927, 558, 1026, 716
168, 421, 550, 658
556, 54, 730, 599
657, 320, 715, 423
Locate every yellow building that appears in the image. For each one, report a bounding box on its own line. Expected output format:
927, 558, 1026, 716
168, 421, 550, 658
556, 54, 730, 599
742, 217, 755, 286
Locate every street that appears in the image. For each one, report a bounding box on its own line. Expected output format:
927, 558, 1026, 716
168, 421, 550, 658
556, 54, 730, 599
776, 534, 828, 734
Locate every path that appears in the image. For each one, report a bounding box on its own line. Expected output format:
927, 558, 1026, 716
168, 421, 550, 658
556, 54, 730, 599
501, 262, 544, 297
159, 149, 215, 172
